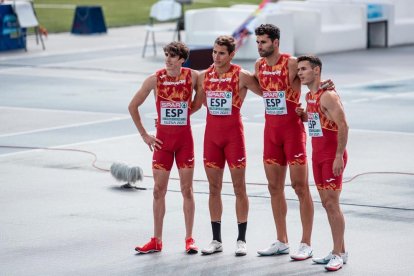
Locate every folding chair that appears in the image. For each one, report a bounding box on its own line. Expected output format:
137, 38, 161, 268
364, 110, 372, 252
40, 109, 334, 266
142, 0, 181, 58
11, 0, 45, 50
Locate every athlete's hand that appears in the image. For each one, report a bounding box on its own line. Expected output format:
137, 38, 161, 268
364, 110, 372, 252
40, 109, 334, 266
141, 133, 163, 152
333, 156, 344, 176
320, 79, 335, 90
295, 103, 307, 122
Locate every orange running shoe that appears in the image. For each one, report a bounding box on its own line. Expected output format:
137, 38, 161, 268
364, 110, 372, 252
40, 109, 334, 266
185, 237, 198, 254
135, 237, 162, 254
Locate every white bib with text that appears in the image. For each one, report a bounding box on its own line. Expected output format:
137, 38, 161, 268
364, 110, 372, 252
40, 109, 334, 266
307, 112, 323, 137
160, 101, 188, 125
206, 91, 232, 115
263, 91, 287, 115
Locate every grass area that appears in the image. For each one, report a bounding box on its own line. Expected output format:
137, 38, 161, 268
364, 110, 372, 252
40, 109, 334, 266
34, 0, 262, 33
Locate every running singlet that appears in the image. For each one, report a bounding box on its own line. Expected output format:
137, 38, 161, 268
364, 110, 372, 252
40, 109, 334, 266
203, 64, 246, 169
153, 68, 194, 171
306, 88, 348, 190
257, 54, 301, 126
257, 54, 306, 166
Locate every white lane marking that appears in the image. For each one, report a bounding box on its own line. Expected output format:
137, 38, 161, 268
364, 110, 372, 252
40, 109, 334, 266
0, 116, 130, 138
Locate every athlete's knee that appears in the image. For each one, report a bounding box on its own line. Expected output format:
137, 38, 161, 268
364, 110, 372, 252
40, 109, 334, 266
153, 185, 167, 200
209, 182, 222, 197
291, 180, 309, 197
181, 185, 194, 199
233, 183, 247, 198
322, 199, 340, 214
268, 182, 284, 196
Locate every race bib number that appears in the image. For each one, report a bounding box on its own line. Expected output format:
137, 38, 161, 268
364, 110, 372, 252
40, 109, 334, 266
263, 91, 287, 115
160, 101, 188, 125
206, 91, 232, 115
307, 112, 323, 137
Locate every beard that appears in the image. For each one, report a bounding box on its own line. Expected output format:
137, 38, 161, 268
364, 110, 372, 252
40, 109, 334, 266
258, 46, 274, 57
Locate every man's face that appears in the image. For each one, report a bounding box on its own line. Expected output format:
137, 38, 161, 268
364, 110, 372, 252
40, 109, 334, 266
298, 60, 318, 85
256, 34, 277, 57
212, 44, 234, 68
164, 52, 183, 70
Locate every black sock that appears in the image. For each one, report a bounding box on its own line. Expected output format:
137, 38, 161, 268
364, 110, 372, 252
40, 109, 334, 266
211, 221, 222, 243
237, 222, 247, 242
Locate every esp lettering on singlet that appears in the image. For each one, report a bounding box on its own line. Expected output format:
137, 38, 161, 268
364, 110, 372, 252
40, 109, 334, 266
305, 88, 339, 135
263, 91, 287, 115
203, 64, 242, 117
257, 54, 300, 123
156, 68, 193, 126
206, 91, 232, 115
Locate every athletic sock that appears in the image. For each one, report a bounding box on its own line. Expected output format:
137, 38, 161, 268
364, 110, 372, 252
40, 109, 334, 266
237, 222, 247, 242
211, 221, 222, 243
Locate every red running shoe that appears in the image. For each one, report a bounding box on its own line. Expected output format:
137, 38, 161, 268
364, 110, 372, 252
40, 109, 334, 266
135, 237, 162, 254
185, 237, 198, 254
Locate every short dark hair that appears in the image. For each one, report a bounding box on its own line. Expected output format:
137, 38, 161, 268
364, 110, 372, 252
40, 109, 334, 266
163, 41, 189, 61
297, 55, 323, 72
214, 35, 236, 54
255, 24, 280, 41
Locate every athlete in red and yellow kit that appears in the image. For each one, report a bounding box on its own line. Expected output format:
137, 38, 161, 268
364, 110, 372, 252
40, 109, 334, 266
296, 55, 349, 272
254, 24, 315, 260
129, 42, 200, 255
192, 35, 261, 256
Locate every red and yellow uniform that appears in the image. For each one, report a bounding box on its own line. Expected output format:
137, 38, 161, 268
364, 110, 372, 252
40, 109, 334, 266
257, 54, 307, 166
306, 88, 348, 191
153, 68, 194, 171
203, 64, 246, 169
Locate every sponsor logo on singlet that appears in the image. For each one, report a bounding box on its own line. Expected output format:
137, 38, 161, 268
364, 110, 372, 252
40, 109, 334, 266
262, 70, 282, 76
162, 79, 186, 86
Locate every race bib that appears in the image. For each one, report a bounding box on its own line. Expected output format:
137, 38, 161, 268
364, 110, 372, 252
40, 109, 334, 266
206, 91, 232, 115
160, 101, 188, 125
307, 112, 323, 137
263, 91, 287, 115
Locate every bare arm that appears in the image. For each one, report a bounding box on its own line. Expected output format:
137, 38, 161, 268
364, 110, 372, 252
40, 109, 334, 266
190, 70, 205, 114
320, 90, 349, 176
240, 68, 262, 97
128, 74, 162, 151
288, 57, 301, 97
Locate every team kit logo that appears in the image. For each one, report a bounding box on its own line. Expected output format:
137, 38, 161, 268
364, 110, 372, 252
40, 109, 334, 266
206, 91, 232, 115
160, 101, 188, 125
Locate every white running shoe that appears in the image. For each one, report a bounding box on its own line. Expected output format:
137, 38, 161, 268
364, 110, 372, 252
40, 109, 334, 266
325, 254, 344, 271
257, 241, 290, 256
235, 240, 247, 256
313, 251, 348, 264
201, 240, 223, 255
290, 243, 313, 261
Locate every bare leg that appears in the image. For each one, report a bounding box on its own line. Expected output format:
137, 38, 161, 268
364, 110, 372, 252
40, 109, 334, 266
178, 168, 195, 239
264, 163, 288, 243
289, 164, 313, 245
205, 167, 224, 221
229, 167, 248, 222
152, 169, 170, 240
318, 189, 345, 255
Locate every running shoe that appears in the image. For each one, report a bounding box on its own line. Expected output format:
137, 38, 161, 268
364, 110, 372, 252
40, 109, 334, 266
201, 240, 223, 255
135, 237, 162, 254
325, 254, 343, 271
257, 241, 290, 256
185, 237, 198, 254
235, 240, 247, 256
290, 243, 313, 261
313, 251, 348, 264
